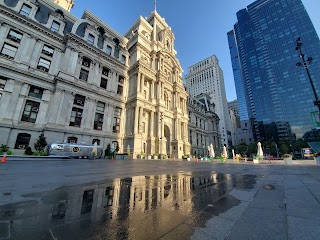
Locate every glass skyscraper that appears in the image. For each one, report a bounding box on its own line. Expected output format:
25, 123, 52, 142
229, 0, 320, 142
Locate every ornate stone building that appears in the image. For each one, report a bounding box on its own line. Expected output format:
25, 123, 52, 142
187, 94, 220, 156
52, 0, 74, 12
124, 11, 190, 158
0, 0, 129, 153
0, 0, 190, 157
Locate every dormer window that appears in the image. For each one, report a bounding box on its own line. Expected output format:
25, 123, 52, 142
121, 55, 126, 64
19, 4, 31, 17
88, 34, 95, 45
51, 21, 60, 33
7, 30, 23, 43
42, 45, 54, 57
106, 45, 112, 55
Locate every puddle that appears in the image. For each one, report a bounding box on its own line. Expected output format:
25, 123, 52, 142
0, 172, 260, 240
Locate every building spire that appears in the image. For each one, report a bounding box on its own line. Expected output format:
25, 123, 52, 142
154, 0, 157, 12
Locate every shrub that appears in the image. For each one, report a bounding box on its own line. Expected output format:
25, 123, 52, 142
40, 152, 47, 156
0, 144, 9, 152
34, 133, 47, 153
6, 150, 14, 155
25, 147, 33, 155
33, 152, 39, 156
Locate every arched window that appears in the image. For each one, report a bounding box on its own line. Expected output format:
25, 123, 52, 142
15, 133, 31, 149
67, 136, 78, 143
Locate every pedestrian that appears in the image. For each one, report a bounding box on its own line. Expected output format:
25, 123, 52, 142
90, 151, 95, 160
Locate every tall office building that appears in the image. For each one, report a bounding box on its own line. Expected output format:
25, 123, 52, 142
229, 0, 320, 142
185, 55, 233, 148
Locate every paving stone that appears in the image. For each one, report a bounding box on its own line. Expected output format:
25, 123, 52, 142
287, 216, 320, 240
249, 198, 285, 211
286, 206, 320, 221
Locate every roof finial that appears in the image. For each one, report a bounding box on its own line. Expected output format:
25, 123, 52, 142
154, 0, 157, 12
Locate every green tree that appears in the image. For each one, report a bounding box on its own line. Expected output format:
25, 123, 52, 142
34, 133, 47, 153
236, 142, 248, 156
105, 144, 111, 158
247, 142, 257, 156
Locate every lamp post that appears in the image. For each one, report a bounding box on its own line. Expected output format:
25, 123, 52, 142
295, 37, 320, 114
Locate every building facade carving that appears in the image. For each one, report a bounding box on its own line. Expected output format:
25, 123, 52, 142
0, 0, 218, 158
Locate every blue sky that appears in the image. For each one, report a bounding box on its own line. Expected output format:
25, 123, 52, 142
71, 0, 320, 101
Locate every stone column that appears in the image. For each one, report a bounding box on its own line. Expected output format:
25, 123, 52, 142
20, 35, 36, 64
137, 73, 141, 94
47, 89, 63, 125
5, 80, 22, 120
149, 111, 154, 137
141, 74, 145, 93
11, 83, 28, 122
134, 106, 139, 134
0, 23, 8, 49
35, 90, 51, 125
28, 40, 42, 68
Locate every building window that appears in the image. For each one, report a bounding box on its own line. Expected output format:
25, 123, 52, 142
82, 58, 91, 67
21, 100, 40, 123
100, 78, 107, 89
74, 94, 85, 106
117, 85, 123, 95
102, 67, 109, 77
19, 4, 31, 17
42, 45, 54, 57
69, 107, 83, 127
51, 21, 60, 33
67, 136, 78, 143
88, 34, 95, 45
113, 107, 121, 133
96, 101, 105, 112
106, 45, 112, 55
0, 79, 6, 99
121, 55, 126, 64
28, 86, 43, 99
7, 30, 23, 43
14, 133, 31, 149
0, 43, 17, 59
37, 58, 51, 72
79, 69, 89, 81
92, 139, 100, 145
94, 113, 104, 130
119, 76, 124, 84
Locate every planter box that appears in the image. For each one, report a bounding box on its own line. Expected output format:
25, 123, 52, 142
153, 156, 158, 159
147, 155, 152, 159
284, 157, 293, 165
253, 159, 260, 164
314, 156, 320, 164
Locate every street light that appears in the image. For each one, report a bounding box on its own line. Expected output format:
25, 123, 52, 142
295, 37, 320, 115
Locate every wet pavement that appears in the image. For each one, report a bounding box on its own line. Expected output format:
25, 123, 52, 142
1, 159, 320, 240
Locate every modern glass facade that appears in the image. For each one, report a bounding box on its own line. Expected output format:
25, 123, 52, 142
229, 0, 320, 142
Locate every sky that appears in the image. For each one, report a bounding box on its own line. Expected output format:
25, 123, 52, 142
71, 0, 320, 101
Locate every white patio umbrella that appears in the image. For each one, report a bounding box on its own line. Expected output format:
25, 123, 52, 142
127, 145, 130, 155
208, 145, 211, 156
222, 146, 228, 159
210, 144, 215, 158
92, 142, 98, 156
232, 149, 235, 159
257, 142, 264, 158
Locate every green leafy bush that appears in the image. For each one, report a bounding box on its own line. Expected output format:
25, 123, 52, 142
24, 147, 33, 155
0, 144, 9, 152
7, 150, 14, 155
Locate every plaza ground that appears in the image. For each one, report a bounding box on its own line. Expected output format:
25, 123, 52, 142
1, 158, 320, 239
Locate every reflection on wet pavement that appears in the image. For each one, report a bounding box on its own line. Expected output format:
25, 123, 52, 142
0, 172, 262, 240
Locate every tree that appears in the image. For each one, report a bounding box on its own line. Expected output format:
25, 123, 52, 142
115, 145, 120, 153
105, 144, 111, 158
236, 142, 248, 156
34, 133, 47, 153
247, 142, 257, 156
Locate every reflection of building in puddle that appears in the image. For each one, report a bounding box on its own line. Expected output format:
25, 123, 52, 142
0, 173, 257, 239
